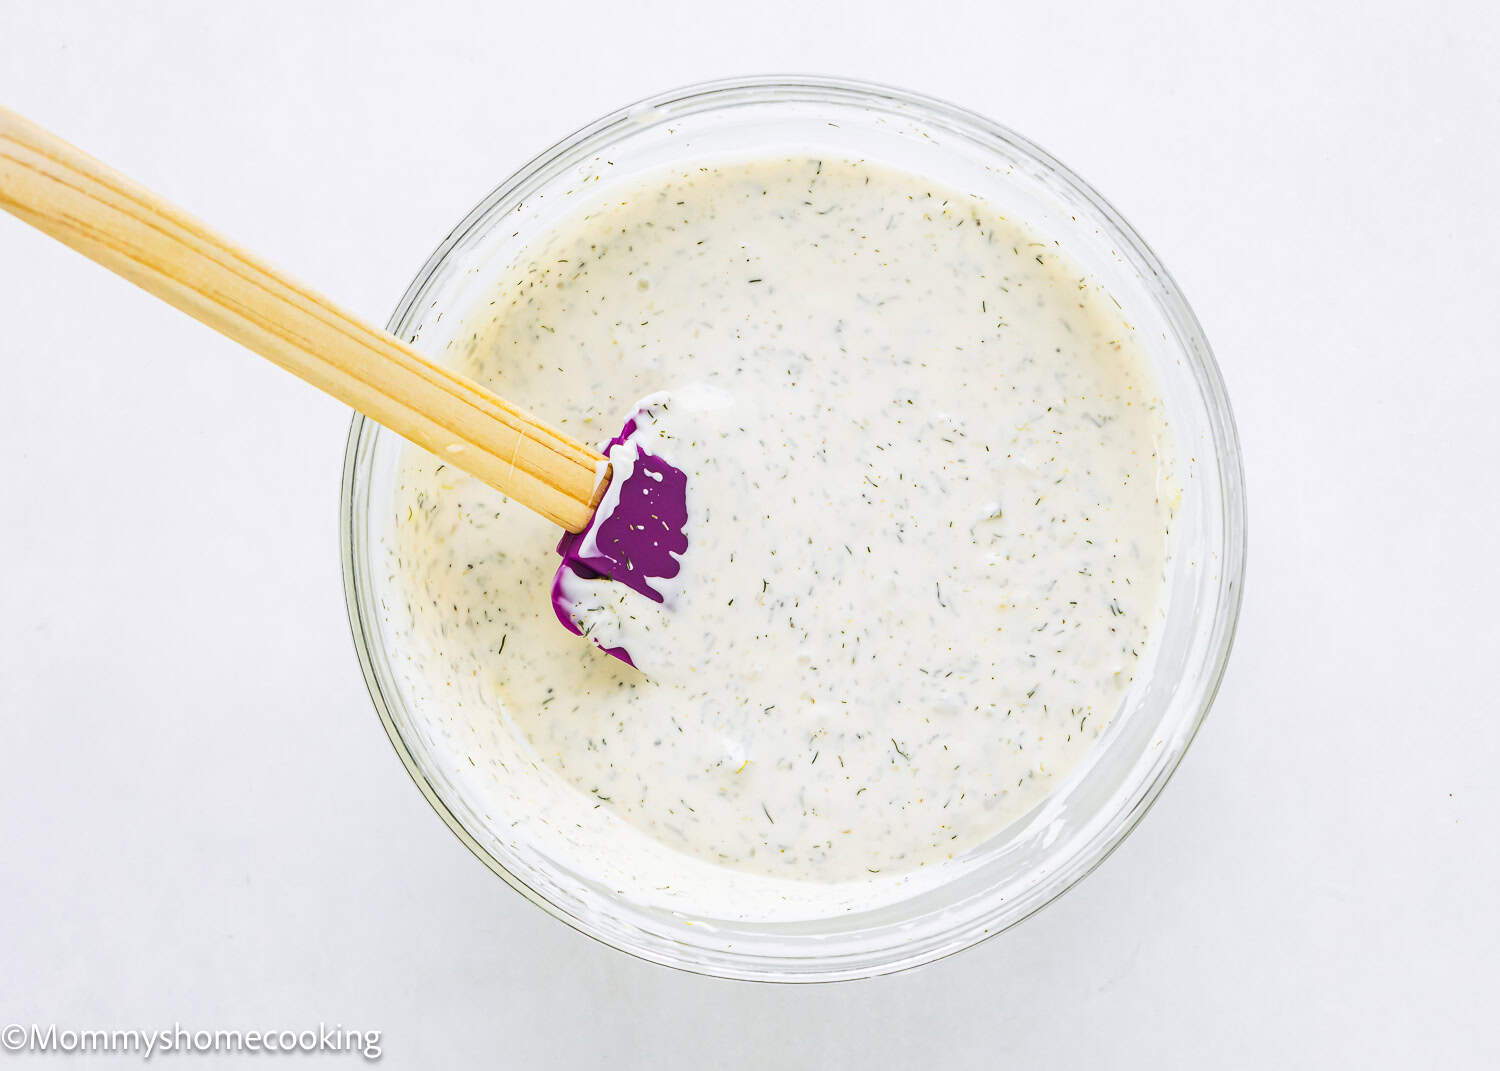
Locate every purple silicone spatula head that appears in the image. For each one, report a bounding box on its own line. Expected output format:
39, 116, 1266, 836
551, 402, 689, 668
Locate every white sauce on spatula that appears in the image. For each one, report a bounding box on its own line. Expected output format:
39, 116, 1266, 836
381, 156, 1175, 907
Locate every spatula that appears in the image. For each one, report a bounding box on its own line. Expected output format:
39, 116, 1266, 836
0, 106, 685, 667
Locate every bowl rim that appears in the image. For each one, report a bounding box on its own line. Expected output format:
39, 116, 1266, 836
339, 73, 1248, 982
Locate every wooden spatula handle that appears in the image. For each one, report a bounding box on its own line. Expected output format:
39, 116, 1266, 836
0, 107, 608, 532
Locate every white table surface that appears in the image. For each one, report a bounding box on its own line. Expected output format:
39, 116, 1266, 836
2, 2, 1496, 1066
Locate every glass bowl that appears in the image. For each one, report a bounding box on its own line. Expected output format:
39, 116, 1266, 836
339, 76, 1246, 981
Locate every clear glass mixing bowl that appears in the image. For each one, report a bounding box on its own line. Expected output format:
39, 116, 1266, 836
339, 76, 1246, 981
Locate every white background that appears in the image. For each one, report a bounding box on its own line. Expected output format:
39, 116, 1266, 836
2, 1, 1496, 1067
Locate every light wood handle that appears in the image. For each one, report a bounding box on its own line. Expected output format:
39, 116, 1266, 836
0, 107, 609, 532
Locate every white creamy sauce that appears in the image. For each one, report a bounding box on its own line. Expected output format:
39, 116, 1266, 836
381, 156, 1175, 913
